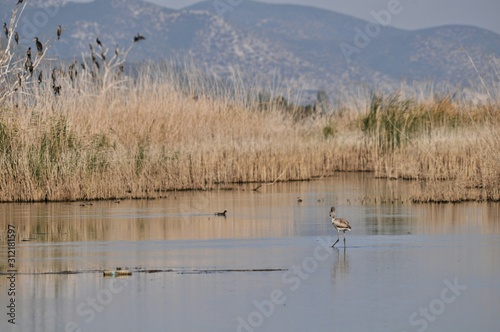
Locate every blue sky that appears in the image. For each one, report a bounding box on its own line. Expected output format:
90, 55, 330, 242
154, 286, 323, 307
72, 0, 500, 35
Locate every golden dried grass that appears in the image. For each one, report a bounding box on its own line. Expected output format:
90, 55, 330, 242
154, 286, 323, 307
1, 61, 499, 202
0, 65, 374, 201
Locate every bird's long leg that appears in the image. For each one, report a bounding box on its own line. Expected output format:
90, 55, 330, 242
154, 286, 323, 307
343, 230, 346, 247
332, 230, 340, 247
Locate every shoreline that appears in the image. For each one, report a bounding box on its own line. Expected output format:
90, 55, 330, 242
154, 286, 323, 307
1, 171, 499, 204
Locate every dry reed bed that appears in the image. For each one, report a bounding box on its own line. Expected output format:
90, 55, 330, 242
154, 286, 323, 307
0, 76, 372, 202
1, 67, 499, 202
2, 3, 498, 203
369, 98, 500, 202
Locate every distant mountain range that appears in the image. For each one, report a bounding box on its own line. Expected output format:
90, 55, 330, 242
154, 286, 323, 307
2, 0, 500, 95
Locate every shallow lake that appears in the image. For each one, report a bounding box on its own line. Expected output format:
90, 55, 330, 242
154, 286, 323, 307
0, 173, 499, 332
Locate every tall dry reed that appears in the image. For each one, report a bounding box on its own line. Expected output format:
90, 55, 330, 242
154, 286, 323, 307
1, 60, 500, 202
0, 61, 375, 201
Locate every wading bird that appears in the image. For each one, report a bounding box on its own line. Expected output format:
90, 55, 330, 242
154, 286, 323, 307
329, 206, 351, 247
34, 37, 43, 55
215, 210, 227, 217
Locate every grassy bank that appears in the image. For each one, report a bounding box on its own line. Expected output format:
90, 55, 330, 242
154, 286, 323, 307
1, 63, 499, 203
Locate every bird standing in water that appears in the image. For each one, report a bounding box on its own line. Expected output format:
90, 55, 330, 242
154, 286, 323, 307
330, 207, 351, 247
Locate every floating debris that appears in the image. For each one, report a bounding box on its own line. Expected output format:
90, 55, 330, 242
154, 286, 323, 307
103, 267, 132, 277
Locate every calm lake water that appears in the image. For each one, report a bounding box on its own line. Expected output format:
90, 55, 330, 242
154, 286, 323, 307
0, 173, 499, 332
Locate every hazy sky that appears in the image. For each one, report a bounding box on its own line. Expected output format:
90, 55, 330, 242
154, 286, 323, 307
142, 0, 500, 35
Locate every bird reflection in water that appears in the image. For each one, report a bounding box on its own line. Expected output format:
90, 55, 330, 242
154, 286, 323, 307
331, 246, 350, 284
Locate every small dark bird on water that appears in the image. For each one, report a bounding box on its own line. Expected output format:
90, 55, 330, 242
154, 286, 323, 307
57, 25, 62, 40
34, 37, 43, 55
3, 23, 8, 37
133, 33, 145, 42
215, 210, 227, 217
14, 31, 19, 44
329, 206, 352, 247
297, 197, 303, 203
